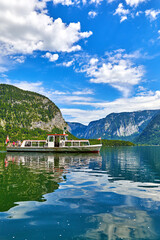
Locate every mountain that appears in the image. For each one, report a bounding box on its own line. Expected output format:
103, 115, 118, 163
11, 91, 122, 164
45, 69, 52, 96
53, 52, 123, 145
67, 122, 87, 138
68, 110, 159, 141
136, 112, 160, 145
0, 84, 68, 142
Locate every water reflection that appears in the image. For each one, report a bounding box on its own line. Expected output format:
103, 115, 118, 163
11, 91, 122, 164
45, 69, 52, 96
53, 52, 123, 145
83, 209, 155, 240
101, 146, 160, 183
0, 152, 101, 212
5, 152, 102, 172
0, 148, 160, 239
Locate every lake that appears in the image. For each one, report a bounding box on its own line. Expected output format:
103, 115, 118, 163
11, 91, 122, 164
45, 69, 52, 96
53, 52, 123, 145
0, 146, 160, 239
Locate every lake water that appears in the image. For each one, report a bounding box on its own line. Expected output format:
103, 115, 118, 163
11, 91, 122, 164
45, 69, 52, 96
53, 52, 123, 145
0, 146, 160, 239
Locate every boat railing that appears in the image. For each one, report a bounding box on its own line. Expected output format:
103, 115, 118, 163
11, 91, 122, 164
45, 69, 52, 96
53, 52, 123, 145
64, 140, 90, 147
21, 140, 47, 148
7, 139, 91, 148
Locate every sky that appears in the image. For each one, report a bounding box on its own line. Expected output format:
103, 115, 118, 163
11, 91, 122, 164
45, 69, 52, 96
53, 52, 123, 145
0, 0, 160, 125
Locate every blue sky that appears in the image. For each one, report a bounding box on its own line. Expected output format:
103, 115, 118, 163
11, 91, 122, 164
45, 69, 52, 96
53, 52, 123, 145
0, 0, 160, 124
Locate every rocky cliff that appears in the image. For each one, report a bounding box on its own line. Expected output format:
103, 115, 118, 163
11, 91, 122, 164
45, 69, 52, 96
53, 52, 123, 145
136, 112, 160, 145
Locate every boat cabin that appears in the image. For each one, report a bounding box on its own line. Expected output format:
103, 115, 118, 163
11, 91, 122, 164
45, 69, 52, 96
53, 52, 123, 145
19, 134, 90, 149
47, 134, 68, 148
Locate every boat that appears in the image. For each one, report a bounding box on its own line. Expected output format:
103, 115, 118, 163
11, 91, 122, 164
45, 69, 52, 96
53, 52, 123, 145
6, 133, 102, 153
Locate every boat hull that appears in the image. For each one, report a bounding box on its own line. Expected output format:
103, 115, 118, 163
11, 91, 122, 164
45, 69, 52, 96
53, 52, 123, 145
6, 144, 102, 153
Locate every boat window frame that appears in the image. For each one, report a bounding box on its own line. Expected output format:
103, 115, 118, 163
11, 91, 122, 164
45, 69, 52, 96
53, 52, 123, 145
48, 136, 54, 142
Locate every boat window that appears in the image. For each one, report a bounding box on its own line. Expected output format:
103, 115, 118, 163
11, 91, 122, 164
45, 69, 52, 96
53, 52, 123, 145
25, 141, 31, 147
80, 142, 89, 146
65, 142, 71, 146
32, 142, 38, 147
73, 142, 79, 146
39, 142, 45, 147
49, 136, 54, 142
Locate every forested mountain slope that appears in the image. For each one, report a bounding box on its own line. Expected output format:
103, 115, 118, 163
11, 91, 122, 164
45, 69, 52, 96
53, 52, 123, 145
0, 84, 68, 142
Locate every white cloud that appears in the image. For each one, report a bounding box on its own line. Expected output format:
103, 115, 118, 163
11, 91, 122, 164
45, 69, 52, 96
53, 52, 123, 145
51, 93, 94, 105
52, 0, 102, 5
114, 3, 129, 16
0, 66, 8, 73
53, 0, 74, 6
136, 11, 143, 16
0, 55, 11, 72
61, 90, 160, 124
145, 9, 160, 21
88, 11, 97, 18
61, 95, 93, 102
52, 0, 116, 5
10, 55, 25, 63
0, 0, 92, 56
79, 31, 93, 38
125, 0, 147, 7
13, 81, 48, 96
43, 52, 59, 62
46, 87, 95, 107
74, 50, 145, 98
90, 58, 98, 65
89, 61, 143, 97
62, 60, 74, 67
52, 90, 67, 95
61, 108, 104, 124
123, 50, 142, 59
73, 89, 94, 95
51, 0, 116, 6
0, 74, 8, 78
90, 0, 103, 5
120, 16, 128, 22
81, 50, 144, 97
114, 3, 129, 23
99, 91, 160, 113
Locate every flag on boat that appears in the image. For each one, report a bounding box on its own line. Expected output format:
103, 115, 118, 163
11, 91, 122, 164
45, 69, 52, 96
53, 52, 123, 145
5, 135, 9, 144
98, 137, 101, 140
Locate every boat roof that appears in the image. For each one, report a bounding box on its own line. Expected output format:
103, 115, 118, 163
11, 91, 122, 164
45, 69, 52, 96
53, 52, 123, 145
47, 134, 68, 136
65, 140, 89, 142
23, 140, 46, 142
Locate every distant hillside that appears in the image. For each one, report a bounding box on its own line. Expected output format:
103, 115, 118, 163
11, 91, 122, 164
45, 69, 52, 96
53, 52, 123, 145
136, 112, 160, 145
0, 84, 68, 142
67, 122, 87, 138
68, 110, 159, 141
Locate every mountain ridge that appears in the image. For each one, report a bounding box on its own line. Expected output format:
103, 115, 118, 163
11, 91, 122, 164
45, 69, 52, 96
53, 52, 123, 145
68, 109, 159, 142
136, 111, 160, 145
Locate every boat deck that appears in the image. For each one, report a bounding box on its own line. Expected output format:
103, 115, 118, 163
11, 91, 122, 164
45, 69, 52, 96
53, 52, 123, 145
7, 144, 102, 153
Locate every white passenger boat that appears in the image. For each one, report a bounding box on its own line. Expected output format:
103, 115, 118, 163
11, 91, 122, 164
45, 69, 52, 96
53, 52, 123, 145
6, 133, 102, 153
